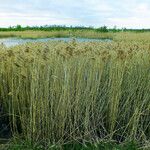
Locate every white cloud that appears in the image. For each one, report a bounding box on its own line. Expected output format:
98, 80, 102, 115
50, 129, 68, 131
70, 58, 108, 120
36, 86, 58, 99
104, 1, 150, 28
107, 17, 150, 28
85, 0, 114, 12
0, 0, 149, 28
0, 14, 80, 27
132, 3, 150, 16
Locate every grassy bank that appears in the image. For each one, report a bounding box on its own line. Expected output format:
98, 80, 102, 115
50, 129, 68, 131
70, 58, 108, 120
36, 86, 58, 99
1, 31, 150, 43
0, 30, 113, 39
0, 37, 150, 149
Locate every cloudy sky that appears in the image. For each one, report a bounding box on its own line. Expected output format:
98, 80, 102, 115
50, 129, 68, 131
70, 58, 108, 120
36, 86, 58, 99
0, 0, 150, 28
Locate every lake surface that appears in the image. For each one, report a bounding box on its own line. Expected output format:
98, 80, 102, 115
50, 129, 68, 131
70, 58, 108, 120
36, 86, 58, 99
0, 37, 112, 47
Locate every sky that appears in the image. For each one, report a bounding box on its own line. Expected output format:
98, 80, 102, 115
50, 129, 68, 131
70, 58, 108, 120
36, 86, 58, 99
0, 0, 150, 29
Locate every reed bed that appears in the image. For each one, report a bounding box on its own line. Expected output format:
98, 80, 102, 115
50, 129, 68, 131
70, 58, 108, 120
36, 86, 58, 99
1, 30, 150, 42
0, 30, 113, 39
0, 39, 150, 148
113, 32, 150, 42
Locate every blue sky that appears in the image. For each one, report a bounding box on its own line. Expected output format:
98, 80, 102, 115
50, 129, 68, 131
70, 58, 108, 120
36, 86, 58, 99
0, 0, 150, 28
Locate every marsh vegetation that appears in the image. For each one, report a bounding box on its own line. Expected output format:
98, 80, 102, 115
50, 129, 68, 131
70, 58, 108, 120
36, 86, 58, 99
0, 32, 150, 149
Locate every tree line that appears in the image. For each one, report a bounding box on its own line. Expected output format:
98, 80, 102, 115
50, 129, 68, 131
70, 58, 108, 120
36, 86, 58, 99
0, 25, 149, 32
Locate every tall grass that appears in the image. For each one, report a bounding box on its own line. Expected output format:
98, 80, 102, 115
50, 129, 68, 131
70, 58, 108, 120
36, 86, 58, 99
0, 39, 150, 148
1, 30, 150, 42
0, 30, 113, 39
113, 32, 150, 42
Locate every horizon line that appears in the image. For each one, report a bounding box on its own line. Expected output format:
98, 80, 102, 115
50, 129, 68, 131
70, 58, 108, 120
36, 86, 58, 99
0, 24, 150, 30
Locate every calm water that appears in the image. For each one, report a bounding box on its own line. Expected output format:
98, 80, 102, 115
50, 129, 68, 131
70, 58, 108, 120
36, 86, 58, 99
0, 37, 112, 47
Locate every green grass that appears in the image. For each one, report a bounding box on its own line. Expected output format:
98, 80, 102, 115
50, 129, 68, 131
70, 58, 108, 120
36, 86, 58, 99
0, 35, 150, 149
0, 30, 113, 39
1, 31, 150, 42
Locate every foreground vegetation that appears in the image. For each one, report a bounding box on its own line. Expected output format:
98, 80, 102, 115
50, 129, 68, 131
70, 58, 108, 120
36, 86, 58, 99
1, 140, 139, 150
0, 33, 150, 149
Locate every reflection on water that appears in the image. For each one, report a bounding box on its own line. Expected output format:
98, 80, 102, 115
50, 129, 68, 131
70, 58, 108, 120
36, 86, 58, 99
0, 37, 112, 47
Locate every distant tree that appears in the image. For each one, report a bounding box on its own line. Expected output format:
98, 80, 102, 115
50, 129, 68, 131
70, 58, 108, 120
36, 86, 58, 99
16, 25, 22, 30
9, 26, 12, 29
96, 25, 108, 32
112, 25, 117, 32
26, 26, 30, 30
122, 27, 127, 32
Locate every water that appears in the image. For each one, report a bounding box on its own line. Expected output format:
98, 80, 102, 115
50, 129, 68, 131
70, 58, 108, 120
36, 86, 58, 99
0, 37, 112, 47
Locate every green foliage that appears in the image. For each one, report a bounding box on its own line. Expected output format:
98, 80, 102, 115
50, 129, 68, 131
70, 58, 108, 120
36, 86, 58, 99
16, 25, 22, 30
96, 25, 109, 32
0, 25, 149, 32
